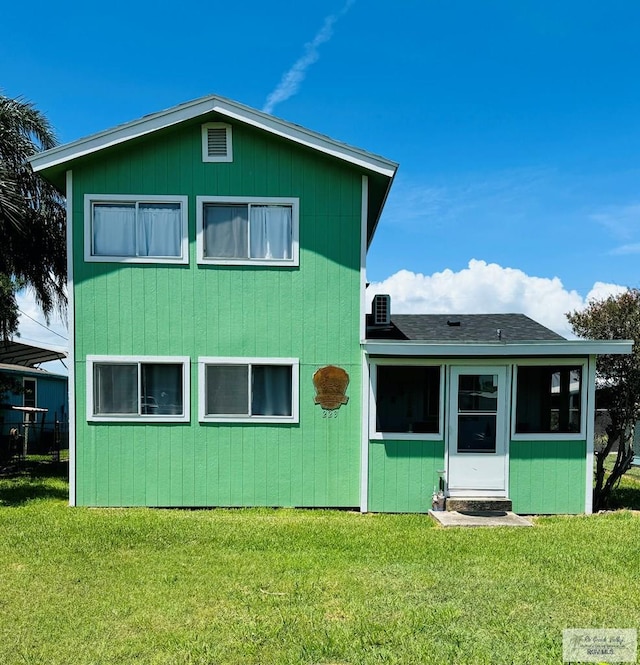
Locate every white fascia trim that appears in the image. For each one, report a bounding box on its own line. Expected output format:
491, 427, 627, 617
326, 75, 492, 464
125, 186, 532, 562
196, 196, 299, 267
360, 351, 369, 512
84, 194, 189, 264
86, 355, 190, 423
66, 170, 76, 506
363, 340, 633, 357
30, 95, 398, 178
585, 355, 597, 514
198, 357, 299, 424
510, 359, 588, 442
359, 176, 368, 342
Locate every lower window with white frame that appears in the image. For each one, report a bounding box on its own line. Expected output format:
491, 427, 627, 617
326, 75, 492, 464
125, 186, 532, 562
199, 357, 299, 423
514, 364, 583, 435
371, 363, 443, 438
87, 356, 190, 422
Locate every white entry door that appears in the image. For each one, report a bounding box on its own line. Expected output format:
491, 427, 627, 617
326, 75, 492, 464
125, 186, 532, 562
448, 366, 508, 496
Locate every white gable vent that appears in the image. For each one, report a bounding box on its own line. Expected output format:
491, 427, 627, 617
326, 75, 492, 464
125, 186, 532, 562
202, 122, 233, 162
372, 294, 391, 326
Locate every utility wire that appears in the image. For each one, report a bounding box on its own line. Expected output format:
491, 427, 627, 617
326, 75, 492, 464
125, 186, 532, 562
18, 309, 68, 341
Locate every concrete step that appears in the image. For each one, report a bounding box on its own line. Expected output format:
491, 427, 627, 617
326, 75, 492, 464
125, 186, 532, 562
445, 497, 512, 512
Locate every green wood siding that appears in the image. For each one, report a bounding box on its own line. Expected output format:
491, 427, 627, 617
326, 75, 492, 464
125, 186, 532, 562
71, 117, 363, 507
368, 440, 445, 513
509, 440, 586, 514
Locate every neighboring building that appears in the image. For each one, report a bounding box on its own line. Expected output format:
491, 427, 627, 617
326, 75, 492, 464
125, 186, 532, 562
0, 341, 68, 455
30, 95, 630, 512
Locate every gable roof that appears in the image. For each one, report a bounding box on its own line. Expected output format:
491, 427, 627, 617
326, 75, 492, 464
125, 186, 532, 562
29, 95, 398, 178
29, 94, 397, 245
370, 313, 566, 342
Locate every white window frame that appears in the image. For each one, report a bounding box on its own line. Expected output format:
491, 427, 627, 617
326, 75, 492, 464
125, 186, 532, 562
84, 194, 189, 264
86, 355, 190, 423
369, 359, 445, 441
511, 358, 587, 441
201, 122, 233, 163
198, 357, 299, 423
196, 196, 300, 266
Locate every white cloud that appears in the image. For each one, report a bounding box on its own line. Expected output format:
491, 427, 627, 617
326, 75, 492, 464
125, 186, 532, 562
262, 0, 355, 115
368, 259, 626, 339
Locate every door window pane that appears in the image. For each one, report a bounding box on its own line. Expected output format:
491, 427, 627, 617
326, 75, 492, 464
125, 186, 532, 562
457, 414, 497, 452
458, 374, 498, 412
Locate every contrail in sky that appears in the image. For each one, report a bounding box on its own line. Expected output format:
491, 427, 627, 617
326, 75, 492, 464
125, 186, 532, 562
263, 0, 356, 115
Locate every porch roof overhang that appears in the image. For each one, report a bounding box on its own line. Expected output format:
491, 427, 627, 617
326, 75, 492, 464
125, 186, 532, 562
0, 341, 67, 367
362, 339, 633, 357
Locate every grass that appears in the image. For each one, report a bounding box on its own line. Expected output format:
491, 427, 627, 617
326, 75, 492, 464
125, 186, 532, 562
0, 462, 639, 664
605, 457, 640, 510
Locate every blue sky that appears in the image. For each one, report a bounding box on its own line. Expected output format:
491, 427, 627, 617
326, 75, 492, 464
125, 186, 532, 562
4, 0, 640, 348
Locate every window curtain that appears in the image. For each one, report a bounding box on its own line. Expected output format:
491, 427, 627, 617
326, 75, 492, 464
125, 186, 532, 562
94, 364, 137, 414
250, 206, 292, 260
252, 365, 292, 416
137, 204, 181, 257
206, 365, 249, 414
93, 204, 136, 256
204, 205, 248, 258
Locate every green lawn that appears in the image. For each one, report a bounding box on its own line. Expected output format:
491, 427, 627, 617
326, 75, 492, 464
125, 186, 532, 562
0, 462, 639, 665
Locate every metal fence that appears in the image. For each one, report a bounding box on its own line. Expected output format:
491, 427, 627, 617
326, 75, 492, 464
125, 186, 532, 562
0, 417, 69, 463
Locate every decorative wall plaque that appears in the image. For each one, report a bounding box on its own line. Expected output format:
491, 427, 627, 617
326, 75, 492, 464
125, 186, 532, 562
313, 365, 349, 410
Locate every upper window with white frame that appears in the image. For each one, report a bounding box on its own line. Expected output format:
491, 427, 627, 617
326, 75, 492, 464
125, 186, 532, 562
84, 195, 188, 263
370, 363, 444, 439
196, 196, 299, 266
198, 357, 299, 423
514, 364, 584, 436
87, 356, 190, 422
201, 122, 233, 162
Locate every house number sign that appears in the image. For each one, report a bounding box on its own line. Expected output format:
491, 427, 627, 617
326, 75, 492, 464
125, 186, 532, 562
313, 365, 349, 416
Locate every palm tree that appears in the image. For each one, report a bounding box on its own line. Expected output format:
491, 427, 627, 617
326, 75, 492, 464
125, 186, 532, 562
0, 95, 66, 339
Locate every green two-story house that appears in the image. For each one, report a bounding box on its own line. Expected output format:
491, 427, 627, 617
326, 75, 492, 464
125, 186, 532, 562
31, 94, 630, 513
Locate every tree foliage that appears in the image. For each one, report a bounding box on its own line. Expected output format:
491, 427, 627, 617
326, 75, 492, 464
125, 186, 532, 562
0, 94, 66, 339
567, 289, 640, 510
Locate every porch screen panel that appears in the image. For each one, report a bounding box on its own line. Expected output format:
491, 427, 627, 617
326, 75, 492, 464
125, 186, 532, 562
515, 366, 582, 433
376, 365, 440, 433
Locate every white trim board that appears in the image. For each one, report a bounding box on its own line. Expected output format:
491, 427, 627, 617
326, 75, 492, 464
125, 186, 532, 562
66, 170, 76, 506
29, 95, 398, 178
363, 340, 633, 357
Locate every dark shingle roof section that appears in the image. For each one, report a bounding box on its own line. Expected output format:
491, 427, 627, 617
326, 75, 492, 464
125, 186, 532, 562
367, 314, 565, 342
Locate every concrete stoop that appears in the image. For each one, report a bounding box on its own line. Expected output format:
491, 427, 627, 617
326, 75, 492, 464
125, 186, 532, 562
429, 510, 533, 528
445, 497, 513, 512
